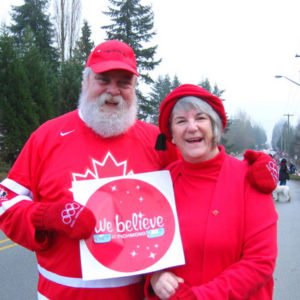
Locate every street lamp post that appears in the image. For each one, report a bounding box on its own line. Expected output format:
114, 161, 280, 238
275, 75, 300, 86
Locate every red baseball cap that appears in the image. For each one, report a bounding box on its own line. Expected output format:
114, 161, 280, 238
86, 40, 139, 75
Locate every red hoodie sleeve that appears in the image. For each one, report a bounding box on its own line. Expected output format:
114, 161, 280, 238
0, 134, 51, 251
0, 193, 50, 251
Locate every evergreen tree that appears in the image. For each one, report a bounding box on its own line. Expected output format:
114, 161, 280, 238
102, 0, 161, 120
171, 75, 181, 89
291, 122, 300, 162
199, 78, 225, 98
0, 31, 36, 163
271, 120, 285, 151
73, 20, 95, 65
9, 0, 59, 118
21, 27, 57, 122
198, 78, 232, 150
252, 124, 268, 149
147, 75, 181, 124
223, 111, 269, 153
10, 0, 58, 64
102, 0, 160, 84
224, 116, 251, 153
57, 60, 83, 113
57, 20, 95, 114
0, 1, 59, 162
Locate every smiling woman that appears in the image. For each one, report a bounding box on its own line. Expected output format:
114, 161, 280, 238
170, 96, 223, 163
145, 84, 278, 300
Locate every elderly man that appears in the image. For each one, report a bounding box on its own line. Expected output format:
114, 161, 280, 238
0, 40, 276, 299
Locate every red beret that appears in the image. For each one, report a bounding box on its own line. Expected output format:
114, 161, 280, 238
158, 84, 227, 142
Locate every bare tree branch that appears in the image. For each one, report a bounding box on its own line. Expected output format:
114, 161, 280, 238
53, 0, 81, 62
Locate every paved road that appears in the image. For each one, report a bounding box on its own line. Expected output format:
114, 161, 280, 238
0, 180, 300, 299
0, 232, 37, 299
274, 179, 300, 300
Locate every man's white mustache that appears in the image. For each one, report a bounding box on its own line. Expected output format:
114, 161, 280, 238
97, 93, 122, 106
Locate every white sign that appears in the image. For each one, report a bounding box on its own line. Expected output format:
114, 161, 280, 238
72, 170, 185, 280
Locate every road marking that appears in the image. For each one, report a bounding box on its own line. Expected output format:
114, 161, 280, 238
0, 243, 17, 251
0, 238, 10, 244
0, 238, 17, 251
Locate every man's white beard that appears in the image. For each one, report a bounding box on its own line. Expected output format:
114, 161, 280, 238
78, 92, 137, 137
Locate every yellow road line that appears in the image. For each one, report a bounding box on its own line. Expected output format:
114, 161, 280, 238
0, 243, 17, 251
0, 238, 10, 244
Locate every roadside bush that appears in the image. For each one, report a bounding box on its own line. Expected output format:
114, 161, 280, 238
290, 174, 300, 181
0, 161, 10, 180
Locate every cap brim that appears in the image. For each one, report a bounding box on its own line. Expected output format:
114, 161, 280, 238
89, 61, 139, 76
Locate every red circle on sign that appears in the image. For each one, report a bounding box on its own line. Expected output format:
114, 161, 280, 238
85, 178, 175, 272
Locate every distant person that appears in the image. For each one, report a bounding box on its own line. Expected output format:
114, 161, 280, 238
146, 84, 278, 299
0, 41, 277, 299
289, 162, 296, 175
279, 158, 290, 186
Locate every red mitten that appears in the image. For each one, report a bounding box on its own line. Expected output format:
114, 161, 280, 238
244, 150, 278, 193
30, 200, 96, 239
169, 283, 197, 300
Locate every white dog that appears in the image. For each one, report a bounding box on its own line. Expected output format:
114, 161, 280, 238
272, 185, 291, 202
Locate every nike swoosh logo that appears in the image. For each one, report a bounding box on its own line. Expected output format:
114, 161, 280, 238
60, 130, 76, 136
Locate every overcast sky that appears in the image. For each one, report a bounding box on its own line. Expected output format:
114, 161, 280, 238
2, 0, 300, 144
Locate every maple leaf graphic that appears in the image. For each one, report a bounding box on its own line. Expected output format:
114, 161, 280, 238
72, 152, 134, 181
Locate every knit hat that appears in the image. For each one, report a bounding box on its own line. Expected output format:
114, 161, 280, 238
155, 84, 227, 150
86, 40, 139, 75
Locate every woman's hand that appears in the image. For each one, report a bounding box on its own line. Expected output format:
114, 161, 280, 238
150, 271, 184, 299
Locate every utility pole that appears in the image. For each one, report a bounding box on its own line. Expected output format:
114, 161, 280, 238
283, 113, 294, 154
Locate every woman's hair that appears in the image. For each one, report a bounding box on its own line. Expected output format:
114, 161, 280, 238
281, 158, 287, 164
171, 96, 223, 145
